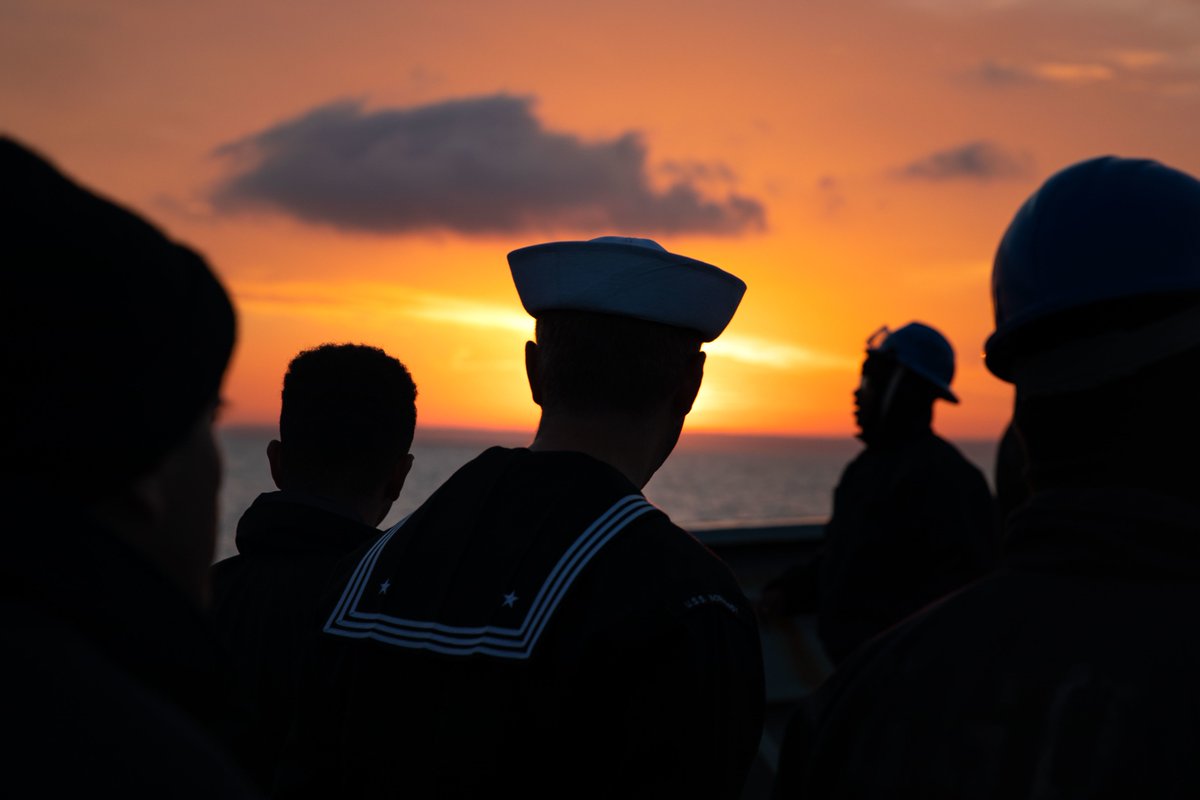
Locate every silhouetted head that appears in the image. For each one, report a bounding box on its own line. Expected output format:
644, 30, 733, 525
531, 310, 703, 417
2, 136, 236, 605
854, 322, 956, 444
268, 343, 417, 525
985, 156, 1200, 496
509, 236, 744, 485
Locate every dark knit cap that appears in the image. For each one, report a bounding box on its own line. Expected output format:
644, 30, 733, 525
1, 136, 236, 495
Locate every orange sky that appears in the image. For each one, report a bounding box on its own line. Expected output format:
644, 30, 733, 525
6, 0, 1200, 439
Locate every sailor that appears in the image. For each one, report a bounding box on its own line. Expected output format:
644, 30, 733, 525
774, 156, 1200, 797
276, 237, 765, 799
761, 322, 997, 666
211, 343, 417, 786
0, 137, 257, 796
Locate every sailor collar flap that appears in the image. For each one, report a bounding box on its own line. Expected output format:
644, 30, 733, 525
322, 448, 658, 661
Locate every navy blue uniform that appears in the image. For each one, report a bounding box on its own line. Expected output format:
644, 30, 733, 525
278, 447, 765, 799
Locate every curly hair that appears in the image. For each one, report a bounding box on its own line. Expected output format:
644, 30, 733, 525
279, 343, 417, 494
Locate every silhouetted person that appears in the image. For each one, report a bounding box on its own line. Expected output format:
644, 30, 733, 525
994, 418, 1030, 527
776, 156, 1200, 798
0, 136, 257, 796
210, 343, 417, 785
762, 322, 997, 666
276, 237, 765, 800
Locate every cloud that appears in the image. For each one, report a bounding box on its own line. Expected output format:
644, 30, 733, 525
816, 175, 846, 215
894, 141, 1033, 181
1109, 49, 1170, 69
969, 56, 1200, 101
1031, 62, 1116, 83
899, 0, 1200, 18
403, 294, 533, 334
705, 335, 855, 371
898, 0, 1026, 11
211, 95, 766, 236
972, 60, 1038, 85
972, 58, 1116, 85
234, 281, 533, 332
658, 160, 737, 186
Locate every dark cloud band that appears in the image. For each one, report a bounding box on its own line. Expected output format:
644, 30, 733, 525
895, 141, 1033, 181
211, 95, 765, 236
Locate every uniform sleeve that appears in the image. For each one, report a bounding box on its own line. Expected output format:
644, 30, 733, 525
580, 596, 767, 800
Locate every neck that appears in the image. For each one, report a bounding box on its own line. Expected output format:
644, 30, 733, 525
529, 411, 681, 489
862, 417, 933, 447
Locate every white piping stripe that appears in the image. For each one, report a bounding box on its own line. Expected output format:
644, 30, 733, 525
325, 503, 653, 659
340, 501, 650, 643
333, 495, 645, 637
323, 495, 654, 659
331, 498, 651, 644
331, 513, 412, 621
324, 518, 404, 627
513, 495, 646, 632
522, 503, 654, 650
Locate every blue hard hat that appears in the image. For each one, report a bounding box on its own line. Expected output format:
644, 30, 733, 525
868, 322, 958, 403
985, 156, 1200, 383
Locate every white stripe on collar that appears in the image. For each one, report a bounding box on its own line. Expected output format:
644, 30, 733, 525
323, 494, 654, 660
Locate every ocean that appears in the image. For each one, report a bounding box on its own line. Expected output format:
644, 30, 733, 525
215, 425, 1000, 562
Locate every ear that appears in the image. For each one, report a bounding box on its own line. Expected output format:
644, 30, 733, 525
384, 453, 415, 503
266, 439, 284, 490
524, 340, 543, 407
673, 351, 706, 416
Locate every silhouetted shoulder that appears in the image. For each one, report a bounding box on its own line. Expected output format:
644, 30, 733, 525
4, 603, 258, 798
796, 489, 1200, 797
582, 509, 757, 631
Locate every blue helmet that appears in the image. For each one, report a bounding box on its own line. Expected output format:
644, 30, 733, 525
868, 322, 958, 404
985, 156, 1200, 389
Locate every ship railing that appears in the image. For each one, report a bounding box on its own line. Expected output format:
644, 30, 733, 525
690, 520, 830, 799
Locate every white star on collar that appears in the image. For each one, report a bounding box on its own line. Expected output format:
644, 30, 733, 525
502, 591, 518, 608
379, 579, 391, 595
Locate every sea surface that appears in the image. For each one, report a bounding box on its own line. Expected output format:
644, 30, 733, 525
215, 425, 1000, 562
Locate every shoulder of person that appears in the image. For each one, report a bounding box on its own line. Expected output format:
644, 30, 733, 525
585, 509, 755, 626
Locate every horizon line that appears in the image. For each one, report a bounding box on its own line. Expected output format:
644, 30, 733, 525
218, 421, 1002, 444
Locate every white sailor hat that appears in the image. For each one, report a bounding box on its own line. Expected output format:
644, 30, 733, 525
507, 236, 746, 342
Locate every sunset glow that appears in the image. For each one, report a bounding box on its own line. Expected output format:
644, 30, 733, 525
7, 0, 1199, 439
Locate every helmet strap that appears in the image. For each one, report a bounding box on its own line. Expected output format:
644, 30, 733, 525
879, 364, 906, 423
